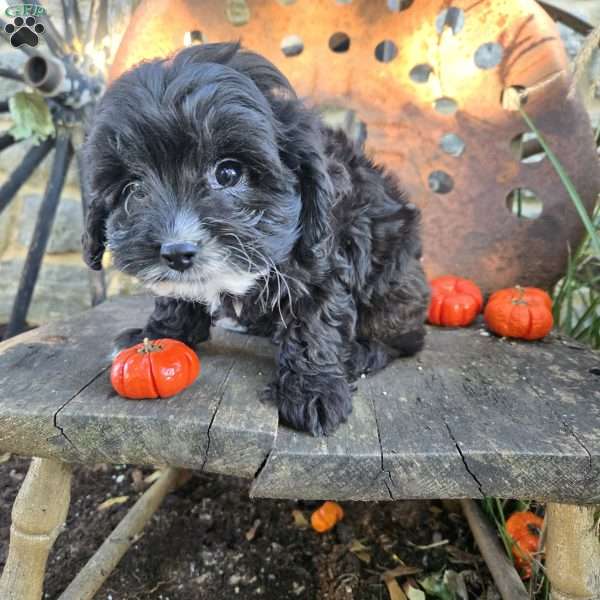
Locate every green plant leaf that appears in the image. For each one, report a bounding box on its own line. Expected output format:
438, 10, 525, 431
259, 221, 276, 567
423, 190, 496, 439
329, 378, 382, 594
572, 295, 600, 338
9, 91, 55, 143
443, 571, 468, 600
419, 572, 455, 600
407, 587, 426, 600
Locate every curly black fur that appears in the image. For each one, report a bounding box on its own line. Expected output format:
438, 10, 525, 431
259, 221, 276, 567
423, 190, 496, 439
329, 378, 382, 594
83, 42, 430, 435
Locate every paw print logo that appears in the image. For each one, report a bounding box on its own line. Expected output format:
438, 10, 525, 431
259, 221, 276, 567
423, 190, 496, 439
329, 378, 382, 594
4, 16, 45, 48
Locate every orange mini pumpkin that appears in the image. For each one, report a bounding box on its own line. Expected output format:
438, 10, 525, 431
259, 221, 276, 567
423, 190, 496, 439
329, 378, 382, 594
428, 275, 484, 327
310, 501, 344, 533
506, 511, 544, 580
484, 286, 553, 340
111, 338, 200, 399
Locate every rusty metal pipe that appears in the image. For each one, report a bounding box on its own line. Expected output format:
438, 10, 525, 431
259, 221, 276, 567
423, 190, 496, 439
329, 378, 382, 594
23, 55, 67, 97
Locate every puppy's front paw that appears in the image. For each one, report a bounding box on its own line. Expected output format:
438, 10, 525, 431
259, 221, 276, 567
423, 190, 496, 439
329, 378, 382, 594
267, 370, 353, 436
112, 328, 146, 357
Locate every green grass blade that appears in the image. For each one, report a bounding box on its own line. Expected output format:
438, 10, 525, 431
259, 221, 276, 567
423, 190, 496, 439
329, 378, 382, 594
519, 108, 600, 258
572, 296, 600, 338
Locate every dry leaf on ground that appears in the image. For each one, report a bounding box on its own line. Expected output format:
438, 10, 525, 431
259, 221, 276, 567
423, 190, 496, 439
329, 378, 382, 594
292, 509, 309, 528
349, 540, 371, 564
382, 566, 422, 580
97, 496, 129, 511
384, 577, 408, 600
245, 519, 261, 541
131, 468, 144, 491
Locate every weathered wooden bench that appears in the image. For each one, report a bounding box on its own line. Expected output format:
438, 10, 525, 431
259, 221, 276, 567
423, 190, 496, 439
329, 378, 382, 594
0, 294, 599, 599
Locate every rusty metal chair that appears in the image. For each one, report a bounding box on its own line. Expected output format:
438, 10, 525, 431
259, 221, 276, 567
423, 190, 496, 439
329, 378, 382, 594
111, 0, 600, 293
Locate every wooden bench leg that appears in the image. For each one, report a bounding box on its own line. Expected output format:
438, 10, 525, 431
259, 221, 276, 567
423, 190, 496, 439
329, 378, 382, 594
0, 458, 73, 600
546, 503, 600, 600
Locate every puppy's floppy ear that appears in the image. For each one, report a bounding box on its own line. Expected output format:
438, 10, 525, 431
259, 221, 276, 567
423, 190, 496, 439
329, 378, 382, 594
297, 148, 334, 263
81, 196, 109, 270
278, 105, 334, 272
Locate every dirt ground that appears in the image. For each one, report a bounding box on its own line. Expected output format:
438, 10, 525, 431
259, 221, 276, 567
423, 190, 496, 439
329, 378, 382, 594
0, 457, 499, 600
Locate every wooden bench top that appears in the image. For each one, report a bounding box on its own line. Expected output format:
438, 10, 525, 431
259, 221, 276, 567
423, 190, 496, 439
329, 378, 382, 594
0, 295, 598, 502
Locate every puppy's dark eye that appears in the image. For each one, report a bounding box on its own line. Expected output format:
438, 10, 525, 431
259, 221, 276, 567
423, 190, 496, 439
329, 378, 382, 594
121, 181, 144, 200
213, 160, 243, 188
121, 181, 145, 214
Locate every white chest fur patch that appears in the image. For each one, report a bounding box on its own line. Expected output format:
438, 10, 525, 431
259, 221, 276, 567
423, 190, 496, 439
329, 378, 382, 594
147, 268, 260, 312
214, 316, 248, 333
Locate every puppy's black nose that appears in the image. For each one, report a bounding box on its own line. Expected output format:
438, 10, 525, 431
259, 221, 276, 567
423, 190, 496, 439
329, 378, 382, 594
160, 241, 198, 272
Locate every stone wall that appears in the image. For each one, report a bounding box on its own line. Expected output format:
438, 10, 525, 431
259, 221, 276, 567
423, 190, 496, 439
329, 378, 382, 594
0, 0, 137, 326
0, 0, 599, 327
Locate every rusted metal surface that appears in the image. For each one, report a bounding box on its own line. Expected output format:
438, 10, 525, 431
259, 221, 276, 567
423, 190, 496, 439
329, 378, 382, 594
109, 0, 600, 293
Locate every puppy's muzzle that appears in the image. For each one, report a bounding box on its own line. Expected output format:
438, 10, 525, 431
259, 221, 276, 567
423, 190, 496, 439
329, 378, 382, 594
160, 241, 198, 272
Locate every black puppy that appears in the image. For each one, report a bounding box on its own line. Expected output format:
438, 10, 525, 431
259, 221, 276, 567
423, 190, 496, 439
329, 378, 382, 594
82, 42, 429, 435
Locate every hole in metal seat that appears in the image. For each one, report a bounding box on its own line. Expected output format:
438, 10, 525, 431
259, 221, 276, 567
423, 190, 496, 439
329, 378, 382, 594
428, 171, 454, 194
281, 35, 304, 57
506, 188, 543, 219
375, 40, 398, 63
409, 63, 433, 83
510, 132, 546, 164
435, 7, 465, 35
475, 42, 504, 69
226, 0, 250, 26
183, 30, 203, 46
387, 0, 413, 10
440, 133, 465, 157
434, 97, 458, 115
320, 106, 367, 148
329, 32, 350, 53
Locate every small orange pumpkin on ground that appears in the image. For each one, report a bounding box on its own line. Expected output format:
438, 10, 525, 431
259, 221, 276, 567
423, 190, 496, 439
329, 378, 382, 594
505, 511, 544, 580
310, 501, 344, 533
111, 338, 200, 399
484, 286, 553, 340
428, 275, 484, 327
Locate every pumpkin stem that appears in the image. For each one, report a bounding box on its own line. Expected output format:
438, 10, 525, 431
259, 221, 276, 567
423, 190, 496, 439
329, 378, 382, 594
512, 285, 527, 305
139, 338, 162, 353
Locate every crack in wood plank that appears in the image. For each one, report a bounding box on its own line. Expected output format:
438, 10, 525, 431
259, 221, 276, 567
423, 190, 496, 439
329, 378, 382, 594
200, 337, 252, 473
367, 379, 394, 501
525, 378, 594, 478
443, 419, 485, 497
565, 424, 593, 475
423, 365, 486, 498
252, 448, 272, 480
251, 402, 280, 482
52, 365, 111, 457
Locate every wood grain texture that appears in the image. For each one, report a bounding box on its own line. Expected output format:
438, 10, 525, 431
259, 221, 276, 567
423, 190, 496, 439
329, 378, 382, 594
0, 295, 154, 461
59, 328, 278, 474
1, 296, 599, 501
0, 295, 279, 476
545, 502, 600, 600
371, 328, 600, 499
57, 329, 240, 468
202, 335, 278, 478
254, 323, 600, 502
0, 458, 73, 600
251, 383, 393, 501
